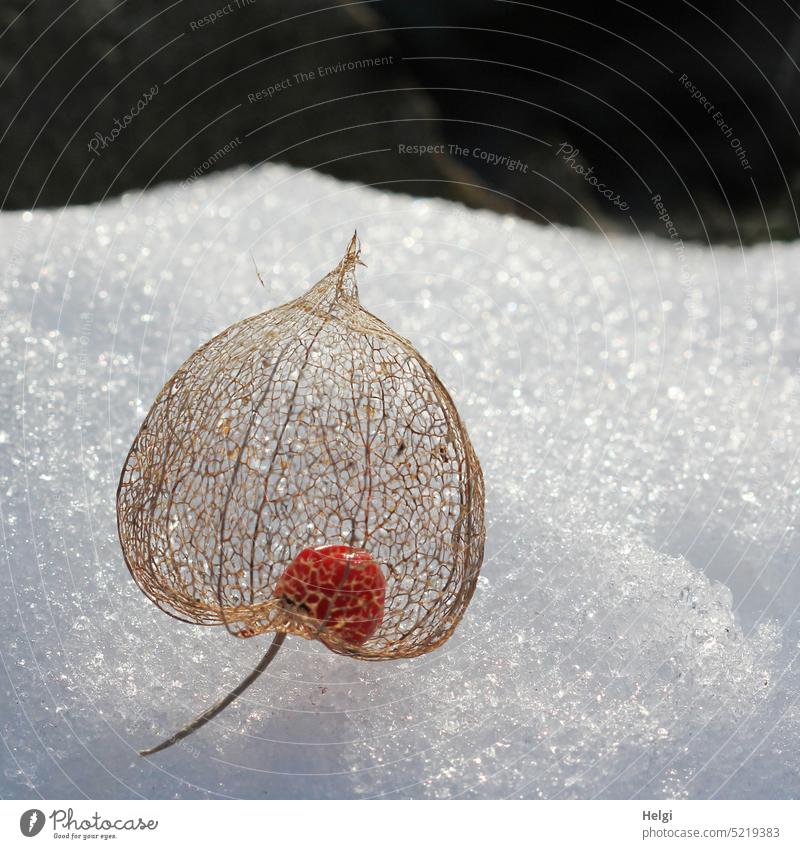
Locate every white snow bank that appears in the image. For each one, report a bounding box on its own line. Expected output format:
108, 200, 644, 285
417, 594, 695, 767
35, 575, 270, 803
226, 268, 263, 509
1, 163, 798, 798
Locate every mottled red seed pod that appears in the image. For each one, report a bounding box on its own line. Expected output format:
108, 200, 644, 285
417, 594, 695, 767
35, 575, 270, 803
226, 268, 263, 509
118, 235, 485, 755
276, 545, 386, 646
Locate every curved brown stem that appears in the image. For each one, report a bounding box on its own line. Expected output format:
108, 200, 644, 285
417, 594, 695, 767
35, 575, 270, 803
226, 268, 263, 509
139, 631, 287, 757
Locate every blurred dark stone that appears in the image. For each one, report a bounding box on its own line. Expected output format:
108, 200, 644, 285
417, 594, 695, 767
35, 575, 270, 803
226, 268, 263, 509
0, 0, 512, 216
2, 0, 800, 243
377, 0, 800, 242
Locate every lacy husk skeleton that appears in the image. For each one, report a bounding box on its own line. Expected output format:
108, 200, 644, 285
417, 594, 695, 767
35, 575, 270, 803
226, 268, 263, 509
117, 235, 485, 755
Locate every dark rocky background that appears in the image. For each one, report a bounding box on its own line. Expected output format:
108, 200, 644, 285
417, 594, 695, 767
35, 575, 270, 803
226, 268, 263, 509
1, 0, 799, 243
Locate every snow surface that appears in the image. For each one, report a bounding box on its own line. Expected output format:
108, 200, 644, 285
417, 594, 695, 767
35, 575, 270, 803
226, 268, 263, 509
1, 163, 799, 799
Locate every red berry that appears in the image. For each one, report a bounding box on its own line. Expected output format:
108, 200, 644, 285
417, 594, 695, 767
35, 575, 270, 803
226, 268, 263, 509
275, 545, 386, 646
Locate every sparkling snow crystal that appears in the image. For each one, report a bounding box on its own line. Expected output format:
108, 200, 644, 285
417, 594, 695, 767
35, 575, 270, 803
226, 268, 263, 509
1, 163, 798, 798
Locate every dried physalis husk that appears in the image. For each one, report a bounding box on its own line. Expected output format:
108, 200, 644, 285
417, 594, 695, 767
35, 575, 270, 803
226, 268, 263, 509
117, 234, 485, 755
